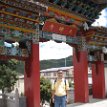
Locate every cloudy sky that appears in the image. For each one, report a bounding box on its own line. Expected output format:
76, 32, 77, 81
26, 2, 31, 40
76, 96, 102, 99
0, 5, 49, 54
39, 8, 107, 60
39, 40, 72, 60
92, 8, 107, 27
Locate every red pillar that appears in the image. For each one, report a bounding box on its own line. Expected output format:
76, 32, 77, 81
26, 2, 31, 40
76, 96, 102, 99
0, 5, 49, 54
73, 49, 89, 103
24, 43, 40, 107
92, 61, 105, 98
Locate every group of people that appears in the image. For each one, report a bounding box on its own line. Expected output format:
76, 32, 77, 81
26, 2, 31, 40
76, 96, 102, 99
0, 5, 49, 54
51, 70, 70, 107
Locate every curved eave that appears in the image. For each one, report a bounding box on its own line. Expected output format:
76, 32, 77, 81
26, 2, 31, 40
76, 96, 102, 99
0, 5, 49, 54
39, 0, 88, 22
91, 0, 107, 4
90, 26, 107, 34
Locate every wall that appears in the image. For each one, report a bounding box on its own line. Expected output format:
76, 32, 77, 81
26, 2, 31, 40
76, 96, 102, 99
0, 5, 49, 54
0, 99, 4, 107
0, 93, 26, 107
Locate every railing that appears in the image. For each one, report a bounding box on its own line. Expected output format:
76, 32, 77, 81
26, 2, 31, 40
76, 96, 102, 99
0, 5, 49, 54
6, 92, 19, 107
0, 94, 4, 107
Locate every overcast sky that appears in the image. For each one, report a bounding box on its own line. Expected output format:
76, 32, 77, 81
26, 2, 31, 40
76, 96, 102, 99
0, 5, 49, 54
92, 8, 107, 27
39, 40, 72, 60
39, 8, 107, 60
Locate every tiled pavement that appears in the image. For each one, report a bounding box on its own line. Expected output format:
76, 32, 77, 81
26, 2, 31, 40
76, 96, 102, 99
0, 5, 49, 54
67, 96, 107, 107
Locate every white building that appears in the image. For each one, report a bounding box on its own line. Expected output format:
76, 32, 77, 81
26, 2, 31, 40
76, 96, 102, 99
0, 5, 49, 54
40, 66, 74, 83
12, 66, 107, 96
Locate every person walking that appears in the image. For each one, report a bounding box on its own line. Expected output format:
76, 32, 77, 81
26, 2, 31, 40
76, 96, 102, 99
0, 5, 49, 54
51, 70, 70, 107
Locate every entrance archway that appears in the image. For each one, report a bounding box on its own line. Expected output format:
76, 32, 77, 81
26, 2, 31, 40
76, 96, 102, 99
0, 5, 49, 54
0, 0, 107, 107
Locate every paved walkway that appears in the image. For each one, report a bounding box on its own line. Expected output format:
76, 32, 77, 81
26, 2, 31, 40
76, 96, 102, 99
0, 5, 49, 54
44, 96, 107, 107
67, 96, 107, 107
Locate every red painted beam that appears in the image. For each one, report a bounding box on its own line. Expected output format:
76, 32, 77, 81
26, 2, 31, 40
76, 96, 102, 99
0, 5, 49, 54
42, 21, 78, 37
0, 55, 28, 61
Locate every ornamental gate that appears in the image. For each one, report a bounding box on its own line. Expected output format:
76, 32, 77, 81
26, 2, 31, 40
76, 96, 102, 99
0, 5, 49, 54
0, 0, 107, 107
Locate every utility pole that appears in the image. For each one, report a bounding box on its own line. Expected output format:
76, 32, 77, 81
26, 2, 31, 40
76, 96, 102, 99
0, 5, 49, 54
65, 58, 66, 67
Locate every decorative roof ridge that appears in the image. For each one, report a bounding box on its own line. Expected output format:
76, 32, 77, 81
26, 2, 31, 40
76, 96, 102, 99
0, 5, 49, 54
90, 26, 107, 34
91, 0, 107, 4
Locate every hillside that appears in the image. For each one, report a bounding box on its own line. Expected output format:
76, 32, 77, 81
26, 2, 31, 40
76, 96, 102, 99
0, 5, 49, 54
40, 55, 73, 70
16, 55, 73, 74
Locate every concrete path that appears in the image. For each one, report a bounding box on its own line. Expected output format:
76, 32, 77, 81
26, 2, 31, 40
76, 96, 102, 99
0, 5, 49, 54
43, 96, 107, 107
67, 96, 107, 107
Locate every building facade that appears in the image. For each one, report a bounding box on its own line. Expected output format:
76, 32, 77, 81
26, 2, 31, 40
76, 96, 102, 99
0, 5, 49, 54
40, 66, 74, 83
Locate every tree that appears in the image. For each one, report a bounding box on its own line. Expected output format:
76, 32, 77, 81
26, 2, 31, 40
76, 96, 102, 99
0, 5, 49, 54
0, 60, 18, 93
40, 77, 51, 106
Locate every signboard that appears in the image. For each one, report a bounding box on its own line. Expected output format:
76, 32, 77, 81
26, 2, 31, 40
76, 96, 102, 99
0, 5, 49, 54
52, 33, 66, 42
42, 21, 78, 37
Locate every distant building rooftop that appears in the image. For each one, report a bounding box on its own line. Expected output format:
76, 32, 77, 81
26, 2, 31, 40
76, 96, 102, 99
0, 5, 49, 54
18, 75, 24, 79
40, 66, 73, 73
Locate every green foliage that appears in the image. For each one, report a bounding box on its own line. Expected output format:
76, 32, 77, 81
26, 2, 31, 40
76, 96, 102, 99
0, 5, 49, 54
68, 80, 72, 87
40, 77, 51, 105
16, 56, 73, 74
16, 61, 24, 74
0, 60, 18, 93
40, 55, 73, 70
20, 92, 24, 96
